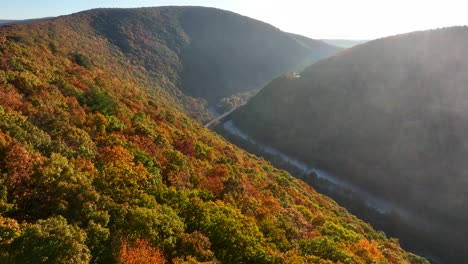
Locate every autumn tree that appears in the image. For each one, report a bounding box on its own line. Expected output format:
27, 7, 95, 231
96, 146, 157, 204
3, 143, 35, 201
8, 216, 91, 263
118, 239, 166, 264
174, 137, 196, 157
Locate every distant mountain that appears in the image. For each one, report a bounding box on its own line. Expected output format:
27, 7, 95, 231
321, 39, 368, 48
80, 7, 341, 105
0, 20, 16, 26
234, 26, 468, 263
0, 7, 424, 263
0, 18, 54, 27
4, 7, 339, 122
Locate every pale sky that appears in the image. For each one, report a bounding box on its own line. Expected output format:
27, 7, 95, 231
1, 0, 468, 39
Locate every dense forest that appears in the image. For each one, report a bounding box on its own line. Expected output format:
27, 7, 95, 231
85, 7, 339, 105
0, 6, 427, 264
234, 26, 468, 263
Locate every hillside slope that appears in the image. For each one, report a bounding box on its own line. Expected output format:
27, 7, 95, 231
0, 7, 425, 264
82, 7, 340, 105
5, 7, 339, 123
234, 26, 468, 262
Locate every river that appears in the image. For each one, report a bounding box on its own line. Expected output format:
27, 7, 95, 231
213, 114, 452, 263
223, 120, 417, 220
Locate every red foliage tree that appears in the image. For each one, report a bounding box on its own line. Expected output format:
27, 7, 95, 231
201, 176, 224, 197
174, 137, 195, 157
127, 135, 160, 158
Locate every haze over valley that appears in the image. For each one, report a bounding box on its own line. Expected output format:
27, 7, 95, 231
231, 27, 468, 263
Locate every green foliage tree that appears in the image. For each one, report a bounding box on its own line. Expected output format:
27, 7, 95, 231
105, 115, 126, 132
0, 107, 52, 154
8, 216, 91, 264
117, 205, 185, 257
299, 237, 353, 264
71, 53, 91, 69
80, 88, 118, 115
185, 199, 272, 263
320, 221, 361, 243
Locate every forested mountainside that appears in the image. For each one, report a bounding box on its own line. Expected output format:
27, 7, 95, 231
234, 26, 468, 263
0, 6, 427, 264
80, 7, 340, 105
1, 6, 340, 125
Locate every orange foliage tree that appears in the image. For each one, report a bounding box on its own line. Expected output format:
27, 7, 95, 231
3, 143, 35, 200
118, 239, 166, 264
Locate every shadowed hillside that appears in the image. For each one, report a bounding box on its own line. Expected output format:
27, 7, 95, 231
234, 26, 468, 263
82, 7, 340, 105
0, 6, 425, 264
178, 9, 340, 102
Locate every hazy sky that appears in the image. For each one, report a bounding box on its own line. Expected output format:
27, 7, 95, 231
1, 0, 467, 39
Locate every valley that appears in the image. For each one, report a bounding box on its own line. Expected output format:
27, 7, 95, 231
0, 6, 429, 264
216, 116, 458, 263
1, 3, 465, 263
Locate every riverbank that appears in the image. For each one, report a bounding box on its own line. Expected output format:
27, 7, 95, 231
215, 119, 465, 264
223, 121, 411, 216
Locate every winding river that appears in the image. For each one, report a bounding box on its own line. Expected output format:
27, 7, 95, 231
211, 109, 453, 263
223, 120, 415, 220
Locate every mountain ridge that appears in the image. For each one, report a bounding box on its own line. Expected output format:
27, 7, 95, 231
74, 6, 341, 105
